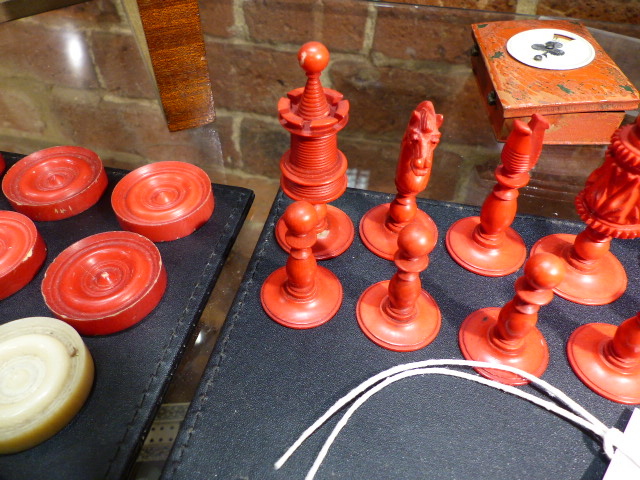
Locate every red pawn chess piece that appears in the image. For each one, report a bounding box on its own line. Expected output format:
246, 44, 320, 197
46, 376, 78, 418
275, 41, 354, 260
568, 312, 640, 404
356, 222, 441, 351
446, 115, 549, 276
261, 201, 342, 329
459, 253, 565, 385
359, 101, 443, 260
531, 116, 640, 305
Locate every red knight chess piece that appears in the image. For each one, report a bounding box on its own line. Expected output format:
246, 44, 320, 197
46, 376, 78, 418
531, 115, 640, 305
458, 252, 565, 385
261, 201, 342, 329
359, 101, 443, 260
446, 115, 549, 276
568, 311, 640, 404
356, 222, 441, 351
275, 41, 354, 260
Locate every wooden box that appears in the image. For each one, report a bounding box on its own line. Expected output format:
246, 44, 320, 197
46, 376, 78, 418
471, 19, 639, 144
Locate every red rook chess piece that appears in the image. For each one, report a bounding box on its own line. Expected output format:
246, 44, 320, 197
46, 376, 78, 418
446, 115, 549, 276
568, 312, 640, 404
356, 222, 441, 351
261, 201, 342, 329
458, 252, 565, 385
275, 41, 354, 260
531, 116, 640, 305
359, 101, 443, 260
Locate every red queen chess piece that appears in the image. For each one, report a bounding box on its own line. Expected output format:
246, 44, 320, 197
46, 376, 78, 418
359, 101, 443, 260
275, 41, 354, 260
356, 222, 441, 351
458, 252, 565, 385
531, 115, 640, 305
446, 115, 549, 276
261, 201, 342, 329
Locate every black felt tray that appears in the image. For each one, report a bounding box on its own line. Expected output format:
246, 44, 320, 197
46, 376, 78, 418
162, 188, 639, 480
0, 152, 254, 480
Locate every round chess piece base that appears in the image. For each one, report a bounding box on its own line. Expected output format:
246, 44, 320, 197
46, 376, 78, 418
446, 216, 526, 277
359, 203, 438, 260
261, 265, 342, 329
567, 323, 640, 404
356, 280, 441, 352
458, 307, 549, 385
276, 205, 354, 260
531, 233, 626, 305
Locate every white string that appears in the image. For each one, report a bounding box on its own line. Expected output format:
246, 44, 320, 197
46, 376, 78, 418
273, 360, 634, 480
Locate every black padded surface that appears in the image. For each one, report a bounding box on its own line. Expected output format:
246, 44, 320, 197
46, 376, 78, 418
163, 188, 638, 480
0, 152, 254, 480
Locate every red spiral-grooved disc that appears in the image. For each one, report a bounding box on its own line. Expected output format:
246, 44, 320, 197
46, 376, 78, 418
0, 211, 47, 299
111, 161, 214, 242
1, 146, 107, 221
41, 231, 167, 335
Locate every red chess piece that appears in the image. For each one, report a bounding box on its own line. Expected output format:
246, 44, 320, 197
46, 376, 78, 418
568, 312, 640, 404
458, 253, 565, 385
356, 222, 441, 351
275, 41, 354, 260
531, 116, 640, 305
359, 101, 443, 260
261, 201, 342, 329
446, 115, 549, 276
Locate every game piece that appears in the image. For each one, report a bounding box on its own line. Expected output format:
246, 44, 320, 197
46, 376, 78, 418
0, 211, 46, 300
446, 114, 549, 276
530, 115, 640, 305
458, 252, 565, 385
0, 317, 94, 454
359, 101, 443, 260
567, 312, 640, 404
262, 201, 342, 328
42, 231, 167, 335
1, 146, 107, 221
0, 153, 5, 176
356, 222, 441, 351
275, 41, 354, 260
112, 161, 214, 242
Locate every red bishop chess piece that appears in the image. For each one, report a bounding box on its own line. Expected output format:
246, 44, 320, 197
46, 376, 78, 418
359, 101, 443, 260
568, 312, 640, 404
531, 116, 640, 305
458, 252, 565, 385
261, 201, 342, 329
446, 114, 549, 276
356, 222, 441, 351
275, 41, 354, 260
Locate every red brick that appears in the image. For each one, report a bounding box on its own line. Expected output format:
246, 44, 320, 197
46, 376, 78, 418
0, 82, 47, 134
91, 32, 157, 99
537, 0, 640, 25
30, 0, 121, 27
238, 117, 289, 179
244, 0, 315, 46
386, 0, 516, 12
313, 0, 369, 53
199, 0, 235, 38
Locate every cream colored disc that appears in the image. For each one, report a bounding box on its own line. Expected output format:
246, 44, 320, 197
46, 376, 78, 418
0, 317, 94, 454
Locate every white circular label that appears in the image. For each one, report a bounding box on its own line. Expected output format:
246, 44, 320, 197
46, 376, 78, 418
506, 28, 595, 70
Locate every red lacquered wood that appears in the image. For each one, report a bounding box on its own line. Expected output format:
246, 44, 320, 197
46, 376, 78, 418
568, 314, 640, 404
111, 161, 214, 242
41, 231, 167, 335
357, 222, 441, 351
446, 115, 549, 276
0, 211, 46, 299
276, 42, 353, 259
360, 101, 443, 260
262, 201, 342, 329
0, 153, 5, 176
1, 146, 107, 221
459, 252, 565, 385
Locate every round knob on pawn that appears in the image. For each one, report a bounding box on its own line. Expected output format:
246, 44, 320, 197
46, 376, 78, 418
298, 41, 330, 74
524, 252, 565, 290
284, 201, 317, 237
397, 222, 431, 258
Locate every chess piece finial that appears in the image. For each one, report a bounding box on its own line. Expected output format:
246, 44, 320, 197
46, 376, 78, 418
568, 311, 640, 404
359, 101, 444, 260
458, 252, 565, 385
445, 114, 549, 276
531, 115, 640, 304
261, 201, 342, 329
356, 222, 441, 351
275, 42, 354, 260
